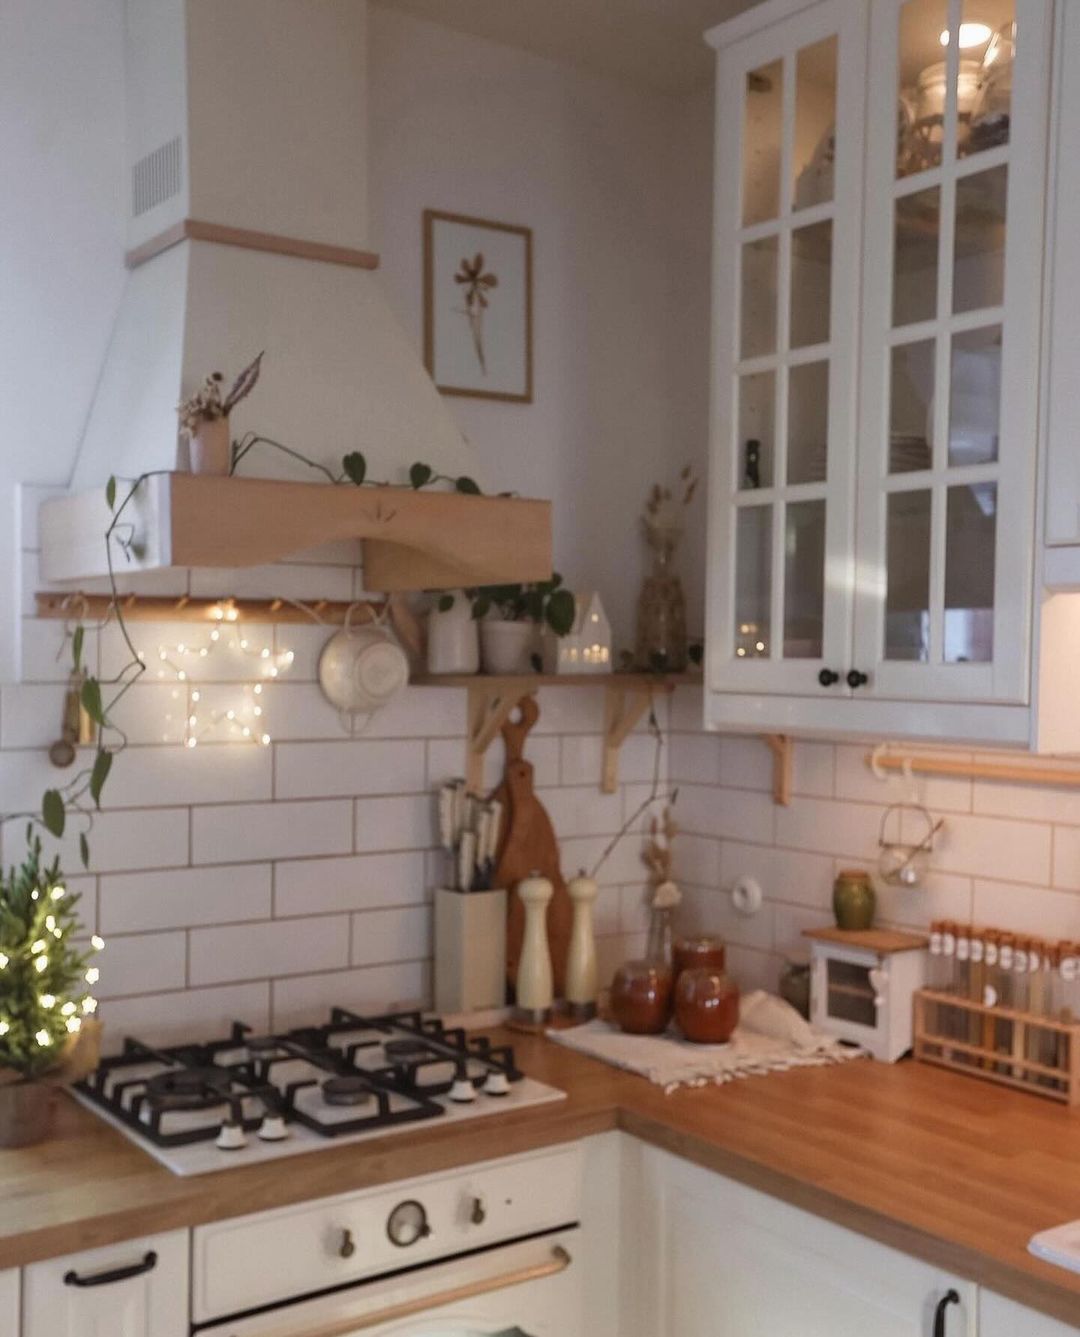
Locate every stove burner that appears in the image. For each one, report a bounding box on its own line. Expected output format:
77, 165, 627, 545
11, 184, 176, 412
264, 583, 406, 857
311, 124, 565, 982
383, 1038, 435, 1061
145, 1067, 232, 1112
322, 1075, 375, 1108
245, 1034, 281, 1055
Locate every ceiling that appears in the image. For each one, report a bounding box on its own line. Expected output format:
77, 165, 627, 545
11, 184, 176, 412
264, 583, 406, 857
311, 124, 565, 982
371, 0, 764, 94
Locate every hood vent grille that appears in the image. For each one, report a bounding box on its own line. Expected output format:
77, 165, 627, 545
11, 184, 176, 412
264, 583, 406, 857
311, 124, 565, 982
132, 136, 183, 218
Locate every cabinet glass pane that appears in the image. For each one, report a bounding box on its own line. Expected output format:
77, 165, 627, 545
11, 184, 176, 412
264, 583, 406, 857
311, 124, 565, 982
783, 500, 825, 659
889, 340, 935, 473
897, 0, 949, 179
885, 489, 931, 661
741, 236, 779, 359
790, 221, 832, 348
788, 362, 829, 484
826, 959, 876, 1027
793, 37, 837, 211
893, 187, 940, 327
738, 372, 775, 490
953, 165, 1007, 314
735, 507, 772, 659
949, 325, 1001, 466
945, 481, 996, 662
743, 60, 783, 225
959, 1, 1014, 159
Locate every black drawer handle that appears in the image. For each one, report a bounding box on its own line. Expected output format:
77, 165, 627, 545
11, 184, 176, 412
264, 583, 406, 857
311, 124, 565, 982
818, 668, 840, 687
846, 668, 869, 689
64, 1250, 157, 1288
933, 1288, 960, 1337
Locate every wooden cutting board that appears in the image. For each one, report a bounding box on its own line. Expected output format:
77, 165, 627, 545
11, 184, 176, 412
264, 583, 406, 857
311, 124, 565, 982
490, 695, 572, 997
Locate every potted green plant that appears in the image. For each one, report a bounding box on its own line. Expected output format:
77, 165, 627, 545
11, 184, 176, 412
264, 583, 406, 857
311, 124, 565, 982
0, 834, 104, 1147
472, 577, 576, 674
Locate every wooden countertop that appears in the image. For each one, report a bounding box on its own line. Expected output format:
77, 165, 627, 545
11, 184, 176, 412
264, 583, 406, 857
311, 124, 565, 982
4, 1035, 1080, 1325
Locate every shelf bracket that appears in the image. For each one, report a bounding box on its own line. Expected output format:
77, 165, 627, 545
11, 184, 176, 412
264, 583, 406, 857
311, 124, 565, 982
465, 682, 537, 796
763, 734, 792, 806
602, 685, 655, 794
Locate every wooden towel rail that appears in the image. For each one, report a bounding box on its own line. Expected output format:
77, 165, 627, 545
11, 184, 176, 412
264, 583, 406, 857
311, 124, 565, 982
868, 750, 1080, 790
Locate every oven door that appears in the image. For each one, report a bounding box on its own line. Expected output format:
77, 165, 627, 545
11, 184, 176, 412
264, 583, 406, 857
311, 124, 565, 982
200, 1230, 582, 1337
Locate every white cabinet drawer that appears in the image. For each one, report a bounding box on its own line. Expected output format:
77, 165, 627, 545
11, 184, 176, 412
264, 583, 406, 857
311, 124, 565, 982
22, 1230, 188, 1337
0, 1268, 19, 1335
193, 1144, 582, 1324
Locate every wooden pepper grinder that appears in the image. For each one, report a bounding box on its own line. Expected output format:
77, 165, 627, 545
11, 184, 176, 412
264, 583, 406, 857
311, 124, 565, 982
565, 873, 599, 1020
515, 872, 554, 1024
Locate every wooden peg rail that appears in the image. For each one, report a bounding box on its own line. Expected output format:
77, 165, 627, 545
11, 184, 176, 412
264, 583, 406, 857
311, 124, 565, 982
35, 592, 384, 626
867, 749, 1080, 791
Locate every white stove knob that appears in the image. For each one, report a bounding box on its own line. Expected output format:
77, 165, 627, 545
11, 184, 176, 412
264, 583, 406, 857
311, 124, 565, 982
256, 1114, 290, 1141
448, 1077, 477, 1103
483, 1071, 511, 1097
216, 1121, 248, 1151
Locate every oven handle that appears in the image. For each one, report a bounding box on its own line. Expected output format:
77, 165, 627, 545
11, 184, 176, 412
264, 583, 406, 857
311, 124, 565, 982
247, 1244, 571, 1337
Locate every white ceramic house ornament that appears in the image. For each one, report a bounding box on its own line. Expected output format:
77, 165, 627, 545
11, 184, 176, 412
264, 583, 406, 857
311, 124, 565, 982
551, 592, 612, 675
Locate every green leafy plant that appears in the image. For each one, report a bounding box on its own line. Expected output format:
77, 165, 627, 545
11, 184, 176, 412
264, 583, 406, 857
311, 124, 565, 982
0, 833, 102, 1078
470, 575, 576, 637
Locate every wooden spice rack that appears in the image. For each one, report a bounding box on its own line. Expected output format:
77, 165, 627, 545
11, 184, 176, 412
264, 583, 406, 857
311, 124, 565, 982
914, 989, 1080, 1106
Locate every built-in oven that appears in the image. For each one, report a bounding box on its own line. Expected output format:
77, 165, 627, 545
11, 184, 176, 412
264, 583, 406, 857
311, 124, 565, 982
200, 1229, 581, 1337
190, 1146, 585, 1337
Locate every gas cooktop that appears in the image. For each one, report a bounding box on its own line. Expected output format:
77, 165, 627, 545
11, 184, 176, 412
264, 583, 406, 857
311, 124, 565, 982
75, 1008, 565, 1176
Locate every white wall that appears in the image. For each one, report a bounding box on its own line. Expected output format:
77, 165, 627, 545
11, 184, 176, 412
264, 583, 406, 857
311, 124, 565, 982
368, 7, 713, 648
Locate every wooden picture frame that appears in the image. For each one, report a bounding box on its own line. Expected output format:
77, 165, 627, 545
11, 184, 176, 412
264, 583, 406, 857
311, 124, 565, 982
423, 209, 533, 403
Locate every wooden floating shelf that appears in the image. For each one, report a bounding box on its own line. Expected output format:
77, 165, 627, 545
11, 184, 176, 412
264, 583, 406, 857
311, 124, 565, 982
411, 672, 699, 690
34, 593, 385, 626
39, 473, 552, 593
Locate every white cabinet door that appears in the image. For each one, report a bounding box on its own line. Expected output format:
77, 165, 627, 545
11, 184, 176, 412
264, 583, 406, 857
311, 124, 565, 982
980, 1289, 1080, 1335
0, 1268, 19, 1335
851, 0, 1052, 706
636, 1144, 974, 1337
22, 1230, 188, 1337
706, 0, 868, 701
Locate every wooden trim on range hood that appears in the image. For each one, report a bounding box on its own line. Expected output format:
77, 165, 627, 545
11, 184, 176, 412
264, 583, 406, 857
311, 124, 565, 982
39, 474, 552, 593
126, 219, 381, 271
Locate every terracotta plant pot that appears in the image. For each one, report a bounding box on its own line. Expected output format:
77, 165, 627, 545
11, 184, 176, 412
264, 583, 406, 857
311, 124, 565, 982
190, 415, 232, 476
610, 959, 673, 1035
0, 1080, 59, 1148
480, 620, 537, 674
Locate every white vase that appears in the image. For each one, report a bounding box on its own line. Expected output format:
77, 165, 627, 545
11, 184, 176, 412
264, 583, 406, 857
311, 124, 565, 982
189, 416, 231, 475
480, 620, 538, 674
426, 594, 480, 675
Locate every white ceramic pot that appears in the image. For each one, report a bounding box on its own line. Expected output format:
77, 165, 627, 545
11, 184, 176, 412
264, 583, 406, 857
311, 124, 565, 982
318, 625, 410, 713
480, 620, 537, 675
426, 594, 480, 675
189, 416, 231, 475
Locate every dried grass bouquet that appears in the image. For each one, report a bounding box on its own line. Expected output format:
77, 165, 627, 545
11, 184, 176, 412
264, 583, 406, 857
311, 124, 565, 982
177, 352, 263, 438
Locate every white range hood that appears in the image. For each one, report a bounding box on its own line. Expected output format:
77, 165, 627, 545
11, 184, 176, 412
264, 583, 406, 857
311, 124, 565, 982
70, 0, 474, 492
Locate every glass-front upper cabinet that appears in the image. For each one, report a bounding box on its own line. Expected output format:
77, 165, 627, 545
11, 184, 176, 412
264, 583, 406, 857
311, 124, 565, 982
708, 0, 868, 696
852, 0, 1052, 704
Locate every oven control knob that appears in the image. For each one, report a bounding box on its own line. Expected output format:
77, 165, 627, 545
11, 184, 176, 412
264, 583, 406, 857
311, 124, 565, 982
448, 1077, 477, 1103
470, 1195, 487, 1226
215, 1120, 247, 1151
387, 1200, 432, 1248
483, 1070, 511, 1097
256, 1114, 290, 1142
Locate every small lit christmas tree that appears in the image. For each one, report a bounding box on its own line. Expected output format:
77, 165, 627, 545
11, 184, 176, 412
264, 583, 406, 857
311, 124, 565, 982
0, 831, 103, 1079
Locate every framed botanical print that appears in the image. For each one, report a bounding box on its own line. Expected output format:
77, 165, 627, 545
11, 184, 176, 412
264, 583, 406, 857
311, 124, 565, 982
423, 209, 533, 403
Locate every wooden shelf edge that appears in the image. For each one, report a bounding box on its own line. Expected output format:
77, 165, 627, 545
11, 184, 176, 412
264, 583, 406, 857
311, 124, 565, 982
413, 672, 700, 690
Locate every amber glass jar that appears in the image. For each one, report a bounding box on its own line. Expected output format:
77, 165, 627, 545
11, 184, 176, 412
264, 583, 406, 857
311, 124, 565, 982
674, 966, 740, 1044
673, 936, 726, 980
610, 960, 674, 1035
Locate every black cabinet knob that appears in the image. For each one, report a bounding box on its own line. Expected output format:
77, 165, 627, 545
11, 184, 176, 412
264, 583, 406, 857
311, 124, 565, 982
846, 669, 869, 689
818, 668, 840, 687
933, 1289, 960, 1337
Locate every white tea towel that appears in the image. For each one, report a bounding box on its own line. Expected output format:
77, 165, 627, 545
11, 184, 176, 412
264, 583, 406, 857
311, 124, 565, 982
548, 991, 866, 1093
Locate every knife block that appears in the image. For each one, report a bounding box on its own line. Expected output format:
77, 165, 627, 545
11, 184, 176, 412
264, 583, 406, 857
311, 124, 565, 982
434, 887, 507, 1014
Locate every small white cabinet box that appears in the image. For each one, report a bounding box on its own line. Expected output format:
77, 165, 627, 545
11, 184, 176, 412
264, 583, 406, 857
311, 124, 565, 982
22, 1229, 188, 1337
806, 926, 928, 1062
0, 1268, 19, 1334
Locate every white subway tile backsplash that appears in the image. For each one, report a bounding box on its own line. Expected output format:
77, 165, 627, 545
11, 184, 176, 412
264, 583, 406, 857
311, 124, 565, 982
971, 878, 1080, 938
193, 800, 351, 864
719, 840, 834, 911
933, 813, 1051, 884
1052, 825, 1080, 891
99, 983, 271, 1054
834, 744, 973, 814
537, 786, 624, 838
275, 851, 427, 916
351, 906, 430, 967
355, 795, 435, 853
103, 743, 272, 808
774, 796, 881, 860
679, 784, 774, 844
271, 962, 428, 1030
35, 808, 190, 875
99, 864, 271, 934
275, 740, 426, 799
190, 916, 350, 985
96, 932, 187, 999
669, 732, 721, 786
356, 688, 465, 739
